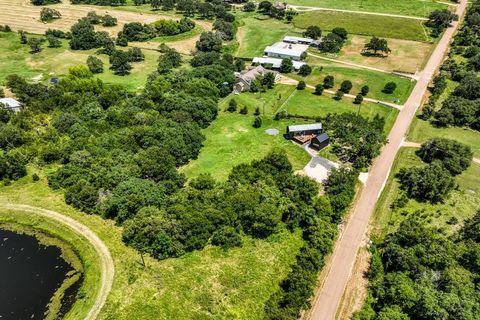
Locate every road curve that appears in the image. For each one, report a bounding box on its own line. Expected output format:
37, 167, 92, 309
307, 1, 468, 319
0, 203, 114, 320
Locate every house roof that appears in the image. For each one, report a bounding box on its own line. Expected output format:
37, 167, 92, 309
287, 123, 323, 133
236, 65, 267, 85
314, 132, 329, 142
252, 57, 306, 70
264, 43, 305, 59
283, 36, 314, 44
0, 98, 21, 109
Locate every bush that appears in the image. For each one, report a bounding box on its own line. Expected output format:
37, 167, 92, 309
334, 90, 344, 100
354, 94, 363, 104
211, 226, 242, 249
254, 107, 261, 116
239, 106, 248, 114
297, 80, 306, 90
32, 173, 40, 182
102, 15, 118, 27
243, 2, 256, 12
253, 116, 262, 128
360, 85, 369, 96
40, 8, 61, 22
383, 82, 397, 93
227, 99, 237, 112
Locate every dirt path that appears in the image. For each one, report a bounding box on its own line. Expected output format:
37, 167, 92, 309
0, 203, 114, 320
306, 1, 468, 319
286, 4, 429, 20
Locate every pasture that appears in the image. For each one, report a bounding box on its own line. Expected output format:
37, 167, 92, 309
293, 10, 431, 42
0, 33, 160, 91
282, 0, 452, 17
0, 172, 303, 320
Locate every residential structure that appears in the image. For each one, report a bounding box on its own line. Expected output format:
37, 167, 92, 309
252, 57, 306, 70
264, 42, 309, 60
310, 132, 330, 150
0, 97, 22, 112
286, 123, 329, 150
233, 65, 279, 93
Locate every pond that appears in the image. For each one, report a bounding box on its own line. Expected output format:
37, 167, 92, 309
0, 228, 82, 320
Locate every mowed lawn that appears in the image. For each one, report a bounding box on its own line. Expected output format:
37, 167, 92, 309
282, 88, 399, 134
371, 147, 480, 238
0, 33, 160, 91
236, 17, 303, 58
282, 0, 451, 17
300, 64, 415, 104
294, 11, 430, 42
0, 173, 304, 320
182, 85, 311, 180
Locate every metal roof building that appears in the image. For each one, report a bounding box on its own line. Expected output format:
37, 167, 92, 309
286, 123, 323, 139
252, 57, 306, 70
0, 98, 22, 112
264, 42, 306, 61
283, 36, 314, 45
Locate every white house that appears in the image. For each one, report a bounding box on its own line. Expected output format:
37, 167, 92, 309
264, 42, 308, 61
252, 57, 306, 71
0, 98, 22, 112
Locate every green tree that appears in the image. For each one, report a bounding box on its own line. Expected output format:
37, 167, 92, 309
87, 55, 104, 73
46, 35, 62, 48
109, 50, 132, 76
360, 85, 369, 96
304, 25, 321, 39
40, 8, 61, 22
340, 80, 353, 93
19, 30, 27, 44
196, 32, 223, 52
314, 84, 324, 95
27, 37, 43, 53
253, 116, 262, 128
354, 94, 363, 104
227, 99, 237, 112
383, 82, 397, 94
261, 72, 276, 89
297, 80, 306, 90
417, 138, 473, 175
363, 36, 391, 56
158, 48, 182, 73
298, 64, 312, 76
323, 75, 334, 89
280, 58, 293, 73
334, 90, 344, 100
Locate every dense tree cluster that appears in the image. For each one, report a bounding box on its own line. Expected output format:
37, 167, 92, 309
426, 9, 457, 37
31, 0, 60, 5
70, 0, 126, 6
319, 28, 348, 53
353, 211, 480, 320
417, 138, 473, 175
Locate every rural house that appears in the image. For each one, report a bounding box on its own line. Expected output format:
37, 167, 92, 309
252, 57, 306, 71
264, 42, 308, 60
233, 65, 279, 93
286, 123, 329, 150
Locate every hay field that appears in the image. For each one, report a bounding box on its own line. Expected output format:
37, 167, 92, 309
0, 0, 171, 36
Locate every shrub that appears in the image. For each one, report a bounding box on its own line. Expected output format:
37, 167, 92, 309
239, 106, 248, 114
334, 90, 344, 100
40, 8, 61, 22
354, 94, 363, 104
254, 107, 261, 116
297, 80, 306, 90
360, 85, 369, 96
314, 84, 324, 95
253, 116, 262, 128
32, 173, 40, 182
227, 99, 237, 112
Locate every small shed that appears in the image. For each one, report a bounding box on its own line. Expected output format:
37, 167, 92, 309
0, 98, 22, 112
310, 132, 329, 150
286, 123, 323, 139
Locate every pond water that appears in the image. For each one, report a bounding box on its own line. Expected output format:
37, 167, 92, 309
0, 228, 80, 320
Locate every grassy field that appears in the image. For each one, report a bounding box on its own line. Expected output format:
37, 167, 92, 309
308, 35, 433, 74
293, 11, 430, 42
371, 147, 480, 238
181, 85, 311, 180
298, 63, 415, 104
0, 33, 159, 91
0, 170, 304, 319
281, 88, 399, 134
282, 0, 451, 17
235, 16, 303, 58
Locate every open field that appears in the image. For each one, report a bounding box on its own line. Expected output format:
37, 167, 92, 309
308, 35, 433, 74
0, 170, 303, 319
293, 10, 430, 42
283, 0, 452, 17
281, 88, 399, 134
295, 63, 415, 104
371, 147, 480, 238
235, 16, 303, 58
0, 33, 159, 91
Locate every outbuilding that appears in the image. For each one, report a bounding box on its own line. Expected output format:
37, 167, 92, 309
310, 132, 330, 150
0, 98, 22, 112
286, 123, 323, 139
252, 57, 306, 71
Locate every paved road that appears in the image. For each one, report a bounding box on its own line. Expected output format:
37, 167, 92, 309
286, 4, 429, 20
307, 1, 468, 319
0, 204, 114, 320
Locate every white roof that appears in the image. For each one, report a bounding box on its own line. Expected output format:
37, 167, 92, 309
284, 36, 314, 43
264, 43, 305, 59
0, 98, 21, 108
287, 123, 323, 132
252, 57, 306, 70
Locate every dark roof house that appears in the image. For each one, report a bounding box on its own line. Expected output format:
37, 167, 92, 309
310, 132, 330, 150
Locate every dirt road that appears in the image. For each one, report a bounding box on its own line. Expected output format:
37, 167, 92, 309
307, 1, 468, 319
0, 203, 114, 320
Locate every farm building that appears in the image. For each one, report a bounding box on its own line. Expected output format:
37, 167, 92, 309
252, 57, 306, 71
264, 42, 308, 61
286, 123, 323, 139
310, 132, 330, 150
0, 98, 22, 112
233, 65, 280, 93
283, 36, 314, 45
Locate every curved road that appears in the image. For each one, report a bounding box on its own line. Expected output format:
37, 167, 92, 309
307, 1, 468, 319
0, 203, 114, 320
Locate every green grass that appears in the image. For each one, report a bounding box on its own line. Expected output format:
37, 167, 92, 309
293, 10, 431, 42
0, 170, 304, 319
371, 147, 480, 239
0, 33, 160, 91
297, 64, 415, 104
236, 16, 303, 58
181, 86, 311, 180
282, 88, 399, 134
282, 0, 451, 17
